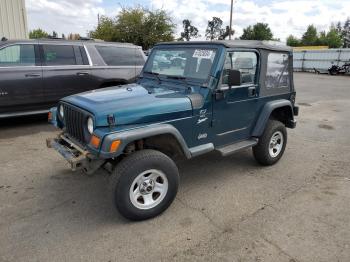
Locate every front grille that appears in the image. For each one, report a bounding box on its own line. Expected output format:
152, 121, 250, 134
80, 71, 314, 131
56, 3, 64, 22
63, 104, 86, 143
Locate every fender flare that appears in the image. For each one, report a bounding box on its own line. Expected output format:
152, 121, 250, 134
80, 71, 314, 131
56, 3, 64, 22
99, 124, 192, 159
252, 99, 294, 137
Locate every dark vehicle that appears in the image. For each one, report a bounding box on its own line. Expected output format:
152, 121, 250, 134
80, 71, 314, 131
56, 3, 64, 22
47, 40, 298, 221
328, 62, 350, 75
0, 39, 145, 118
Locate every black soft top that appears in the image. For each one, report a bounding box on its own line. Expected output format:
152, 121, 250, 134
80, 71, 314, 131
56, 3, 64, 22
156, 40, 292, 52
0, 39, 140, 48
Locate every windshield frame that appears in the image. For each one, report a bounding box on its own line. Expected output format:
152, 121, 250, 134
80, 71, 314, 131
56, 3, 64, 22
142, 45, 220, 84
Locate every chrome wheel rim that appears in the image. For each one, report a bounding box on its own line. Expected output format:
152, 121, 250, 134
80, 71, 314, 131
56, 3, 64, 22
129, 169, 168, 210
269, 131, 284, 158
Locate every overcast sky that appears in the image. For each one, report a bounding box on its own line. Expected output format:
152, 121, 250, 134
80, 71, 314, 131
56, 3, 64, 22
26, 0, 350, 41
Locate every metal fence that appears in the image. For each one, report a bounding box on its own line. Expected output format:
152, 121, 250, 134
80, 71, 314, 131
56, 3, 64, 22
293, 49, 350, 73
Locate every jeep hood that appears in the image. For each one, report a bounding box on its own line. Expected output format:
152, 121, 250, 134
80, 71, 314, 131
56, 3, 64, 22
62, 83, 194, 127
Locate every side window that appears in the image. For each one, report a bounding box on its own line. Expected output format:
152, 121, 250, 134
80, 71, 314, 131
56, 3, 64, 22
265, 53, 289, 89
222, 51, 258, 85
0, 44, 35, 66
42, 45, 76, 66
95, 46, 143, 66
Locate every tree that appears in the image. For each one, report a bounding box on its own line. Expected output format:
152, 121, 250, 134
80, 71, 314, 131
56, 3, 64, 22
342, 17, 350, 47
29, 28, 48, 39
286, 35, 301, 46
326, 28, 343, 48
240, 23, 273, 40
52, 31, 58, 38
240, 25, 254, 40
301, 25, 318, 46
316, 31, 327, 46
219, 26, 234, 40
89, 16, 119, 41
287, 24, 343, 48
142, 10, 175, 49
116, 8, 174, 49
179, 19, 199, 41
205, 17, 223, 40
89, 7, 175, 49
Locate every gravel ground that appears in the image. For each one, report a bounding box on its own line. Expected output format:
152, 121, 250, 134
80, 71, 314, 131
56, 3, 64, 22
0, 73, 350, 262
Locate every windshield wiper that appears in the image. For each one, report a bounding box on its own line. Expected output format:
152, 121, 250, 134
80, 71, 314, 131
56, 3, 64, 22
143, 71, 161, 84
166, 75, 191, 90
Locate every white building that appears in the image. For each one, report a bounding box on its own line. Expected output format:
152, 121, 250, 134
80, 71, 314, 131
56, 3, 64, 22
0, 0, 28, 39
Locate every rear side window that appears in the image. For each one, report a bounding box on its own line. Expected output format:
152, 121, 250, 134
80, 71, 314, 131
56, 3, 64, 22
265, 53, 289, 89
42, 45, 76, 66
0, 44, 35, 66
95, 46, 145, 66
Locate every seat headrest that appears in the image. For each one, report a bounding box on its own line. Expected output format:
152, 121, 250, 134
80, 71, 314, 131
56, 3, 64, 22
234, 57, 254, 70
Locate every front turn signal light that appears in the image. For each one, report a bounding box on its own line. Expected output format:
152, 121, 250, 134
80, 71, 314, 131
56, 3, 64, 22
110, 140, 121, 153
90, 135, 100, 148
48, 111, 52, 121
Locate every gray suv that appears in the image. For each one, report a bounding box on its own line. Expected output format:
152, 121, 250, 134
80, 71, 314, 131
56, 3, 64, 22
0, 39, 146, 118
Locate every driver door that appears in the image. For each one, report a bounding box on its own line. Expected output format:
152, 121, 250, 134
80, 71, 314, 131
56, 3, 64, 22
212, 50, 260, 146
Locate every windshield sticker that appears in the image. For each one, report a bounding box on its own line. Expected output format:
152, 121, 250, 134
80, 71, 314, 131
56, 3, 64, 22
193, 49, 214, 59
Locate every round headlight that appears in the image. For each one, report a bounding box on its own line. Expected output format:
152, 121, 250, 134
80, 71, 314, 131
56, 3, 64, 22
87, 117, 94, 134
59, 105, 64, 119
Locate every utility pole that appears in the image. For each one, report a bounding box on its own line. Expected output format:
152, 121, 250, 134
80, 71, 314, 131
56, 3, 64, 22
97, 13, 100, 26
229, 0, 233, 40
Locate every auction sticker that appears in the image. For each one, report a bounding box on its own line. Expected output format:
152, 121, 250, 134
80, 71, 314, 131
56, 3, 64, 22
193, 49, 214, 59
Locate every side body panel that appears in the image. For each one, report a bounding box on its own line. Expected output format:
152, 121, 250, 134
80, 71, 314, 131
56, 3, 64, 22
87, 45, 145, 86
40, 43, 96, 103
0, 43, 45, 114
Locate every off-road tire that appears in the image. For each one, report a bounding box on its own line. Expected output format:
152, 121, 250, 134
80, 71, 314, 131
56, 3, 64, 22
109, 149, 179, 221
253, 120, 287, 166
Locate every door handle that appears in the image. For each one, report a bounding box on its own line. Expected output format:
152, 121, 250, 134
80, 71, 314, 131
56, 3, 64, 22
76, 72, 89, 76
248, 86, 256, 97
25, 73, 41, 77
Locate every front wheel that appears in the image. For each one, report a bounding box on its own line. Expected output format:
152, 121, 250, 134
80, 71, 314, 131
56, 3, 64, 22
109, 149, 179, 221
253, 120, 287, 166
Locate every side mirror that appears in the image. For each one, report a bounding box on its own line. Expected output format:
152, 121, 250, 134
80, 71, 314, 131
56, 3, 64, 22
228, 69, 242, 87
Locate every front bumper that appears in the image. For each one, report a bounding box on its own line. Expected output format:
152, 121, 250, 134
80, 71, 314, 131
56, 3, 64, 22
46, 133, 104, 174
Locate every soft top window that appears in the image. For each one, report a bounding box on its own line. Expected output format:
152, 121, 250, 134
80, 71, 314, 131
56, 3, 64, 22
265, 53, 289, 89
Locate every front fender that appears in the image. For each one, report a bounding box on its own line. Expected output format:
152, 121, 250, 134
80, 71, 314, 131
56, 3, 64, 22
252, 99, 295, 137
97, 124, 192, 159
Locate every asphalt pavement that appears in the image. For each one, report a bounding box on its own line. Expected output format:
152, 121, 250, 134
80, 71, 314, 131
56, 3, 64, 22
1, 73, 350, 262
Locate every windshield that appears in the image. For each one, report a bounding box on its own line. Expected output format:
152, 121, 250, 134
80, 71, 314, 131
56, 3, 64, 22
144, 47, 217, 81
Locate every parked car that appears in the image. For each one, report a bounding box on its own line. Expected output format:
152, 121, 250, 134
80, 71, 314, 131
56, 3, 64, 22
47, 40, 298, 221
0, 39, 146, 118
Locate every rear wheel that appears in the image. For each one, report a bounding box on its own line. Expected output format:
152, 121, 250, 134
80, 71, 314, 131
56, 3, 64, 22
253, 120, 287, 166
109, 149, 179, 221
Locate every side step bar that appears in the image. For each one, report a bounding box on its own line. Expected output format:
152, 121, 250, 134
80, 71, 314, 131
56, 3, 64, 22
216, 139, 258, 157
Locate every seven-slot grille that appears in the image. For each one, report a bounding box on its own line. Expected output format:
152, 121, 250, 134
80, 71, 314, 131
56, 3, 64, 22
63, 104, 87, 144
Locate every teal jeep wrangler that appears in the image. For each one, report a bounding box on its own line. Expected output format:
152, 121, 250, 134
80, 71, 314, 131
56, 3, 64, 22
47, 40, 298, 220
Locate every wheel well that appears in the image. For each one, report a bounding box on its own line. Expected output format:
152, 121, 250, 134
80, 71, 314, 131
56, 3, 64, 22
123, 134, 186, 162
270, 106, 293, 126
